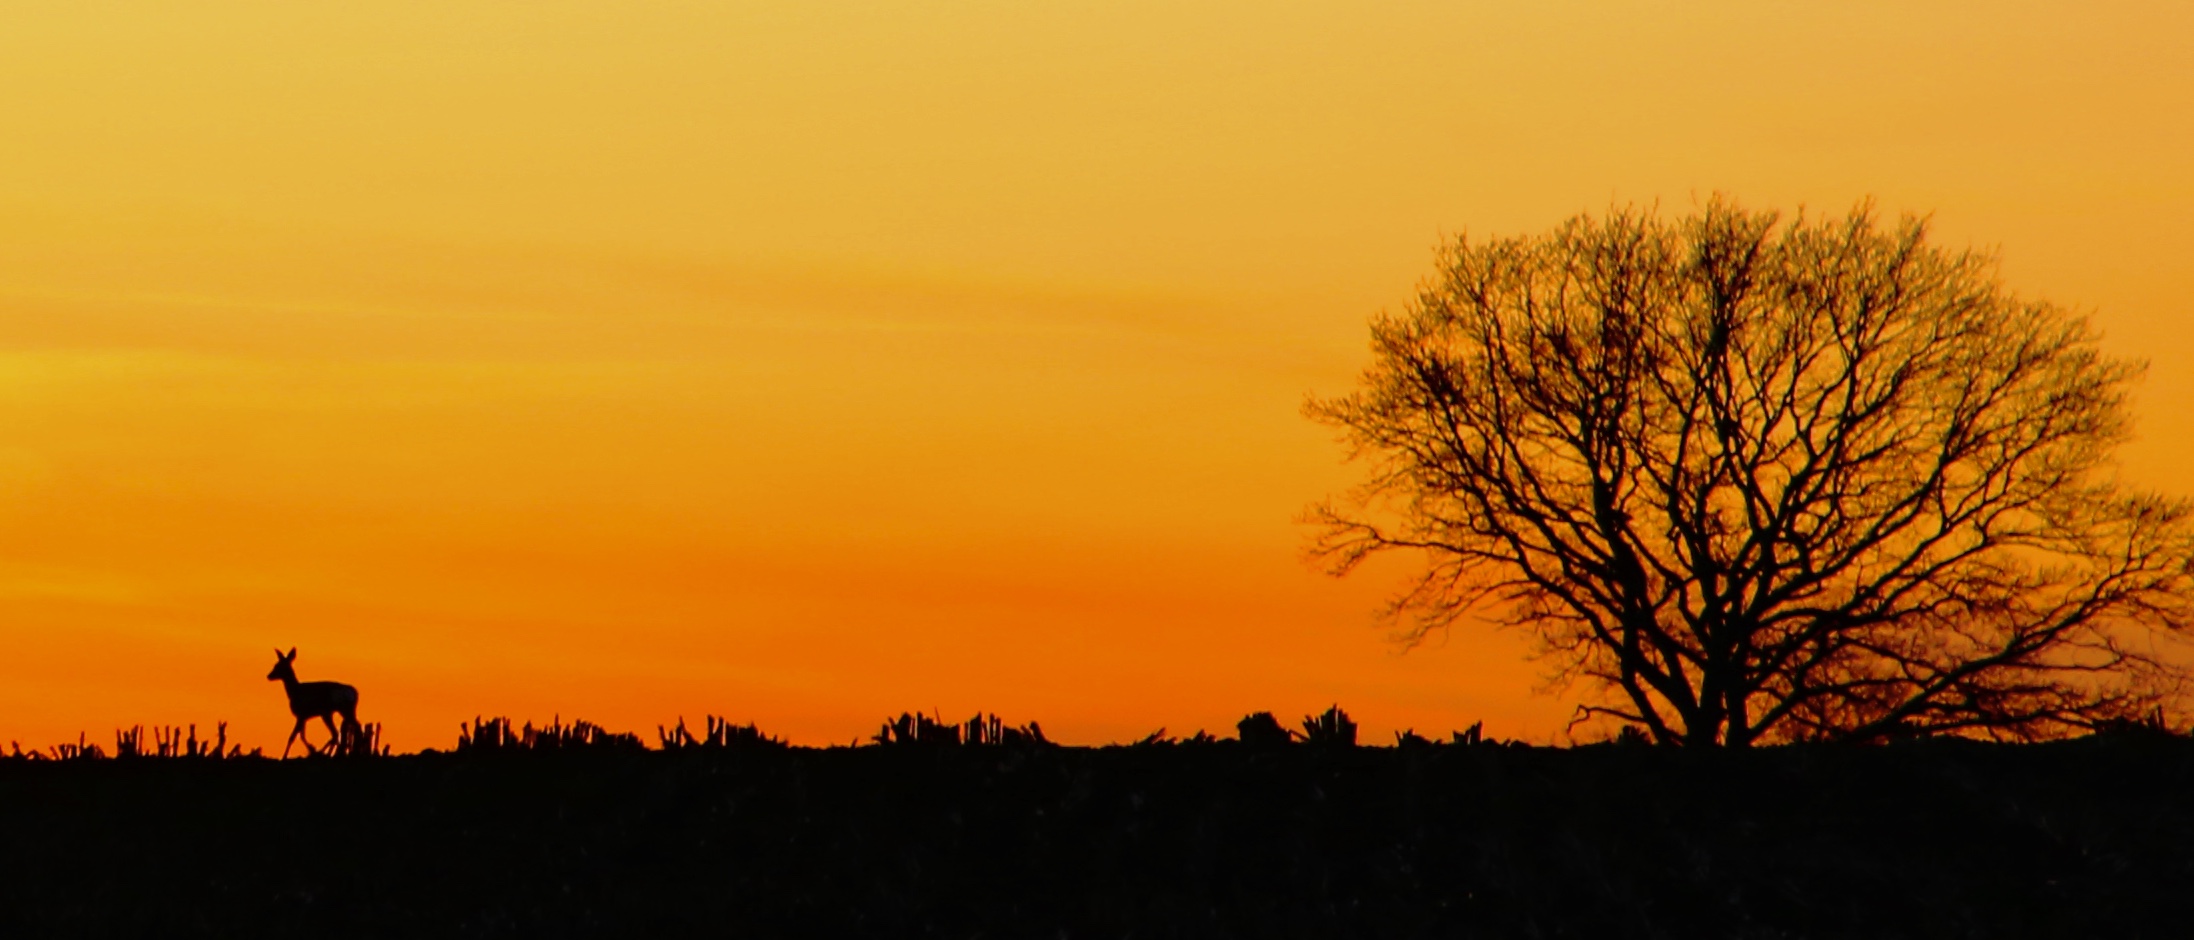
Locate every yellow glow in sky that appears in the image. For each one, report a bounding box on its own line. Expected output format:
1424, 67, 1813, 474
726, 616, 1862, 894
2, 2, 2191, 751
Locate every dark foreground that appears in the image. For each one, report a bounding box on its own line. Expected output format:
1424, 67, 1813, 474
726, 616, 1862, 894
3, 737, 2192, 938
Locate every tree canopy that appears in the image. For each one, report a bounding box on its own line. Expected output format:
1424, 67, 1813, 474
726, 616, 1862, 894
1308, 199, 2194, 746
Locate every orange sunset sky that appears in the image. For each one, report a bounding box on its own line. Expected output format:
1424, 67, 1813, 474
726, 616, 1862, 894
3, 2, 2192, 752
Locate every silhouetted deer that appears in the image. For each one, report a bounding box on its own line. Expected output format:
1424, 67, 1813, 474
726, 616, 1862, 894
266, 647, 361, 758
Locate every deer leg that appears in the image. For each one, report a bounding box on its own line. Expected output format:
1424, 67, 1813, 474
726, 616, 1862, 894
320, 714, 342, 755
283, 717, 308, 759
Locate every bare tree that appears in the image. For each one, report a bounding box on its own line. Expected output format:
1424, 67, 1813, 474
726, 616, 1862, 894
1307, 198, 2194, 746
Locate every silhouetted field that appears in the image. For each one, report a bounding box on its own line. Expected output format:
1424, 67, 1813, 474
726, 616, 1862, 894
2, 721, 2191, 938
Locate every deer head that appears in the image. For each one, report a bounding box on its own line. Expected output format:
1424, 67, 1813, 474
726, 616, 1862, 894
267, 647, 298, 682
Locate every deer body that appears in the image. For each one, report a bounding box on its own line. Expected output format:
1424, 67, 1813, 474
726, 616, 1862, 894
267, 648, 360, 758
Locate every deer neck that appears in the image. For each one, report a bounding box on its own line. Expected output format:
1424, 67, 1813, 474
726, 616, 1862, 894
278, 672, 302, 699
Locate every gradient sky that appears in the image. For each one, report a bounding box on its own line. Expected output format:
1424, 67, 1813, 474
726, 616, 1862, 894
3, 2, 2191, 752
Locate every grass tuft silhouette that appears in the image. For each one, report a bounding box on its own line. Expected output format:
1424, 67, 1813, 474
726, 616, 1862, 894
1300, 705, 1357, 747
872, 711, 1049, 747
1235, 711, 1293, 746
658, 716, 788, 751
456, 715, 643, 753
6, 725, 259, 761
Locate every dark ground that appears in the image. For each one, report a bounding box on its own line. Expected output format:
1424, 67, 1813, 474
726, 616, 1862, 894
3, 736, 2191, 938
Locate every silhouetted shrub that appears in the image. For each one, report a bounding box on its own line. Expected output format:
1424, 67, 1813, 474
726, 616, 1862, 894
457, 717, 519, 752
871, 712, 1047, 747
5, 725, 258, 762
1235, 711, 1293, 746
333, 721, 387, 758
659, 716, 789, 751
1300, 705, 1357, 747
161, 723, 241, 758
1393, 723, 1492, 748
873, 711, 961, 746
52, 734, 102, 760
2, 733, 107, 761
1130, 728, 1236, 747
456, 716, 642, 753
963, 713, 1048, 746
2087, 707, 2183, 739
113, 723, 248, 759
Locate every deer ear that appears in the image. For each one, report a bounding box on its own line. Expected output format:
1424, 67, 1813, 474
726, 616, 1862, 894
286, 647, 297, 659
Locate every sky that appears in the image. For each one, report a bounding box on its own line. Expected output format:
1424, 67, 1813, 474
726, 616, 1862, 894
2, 2, 2191, 752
